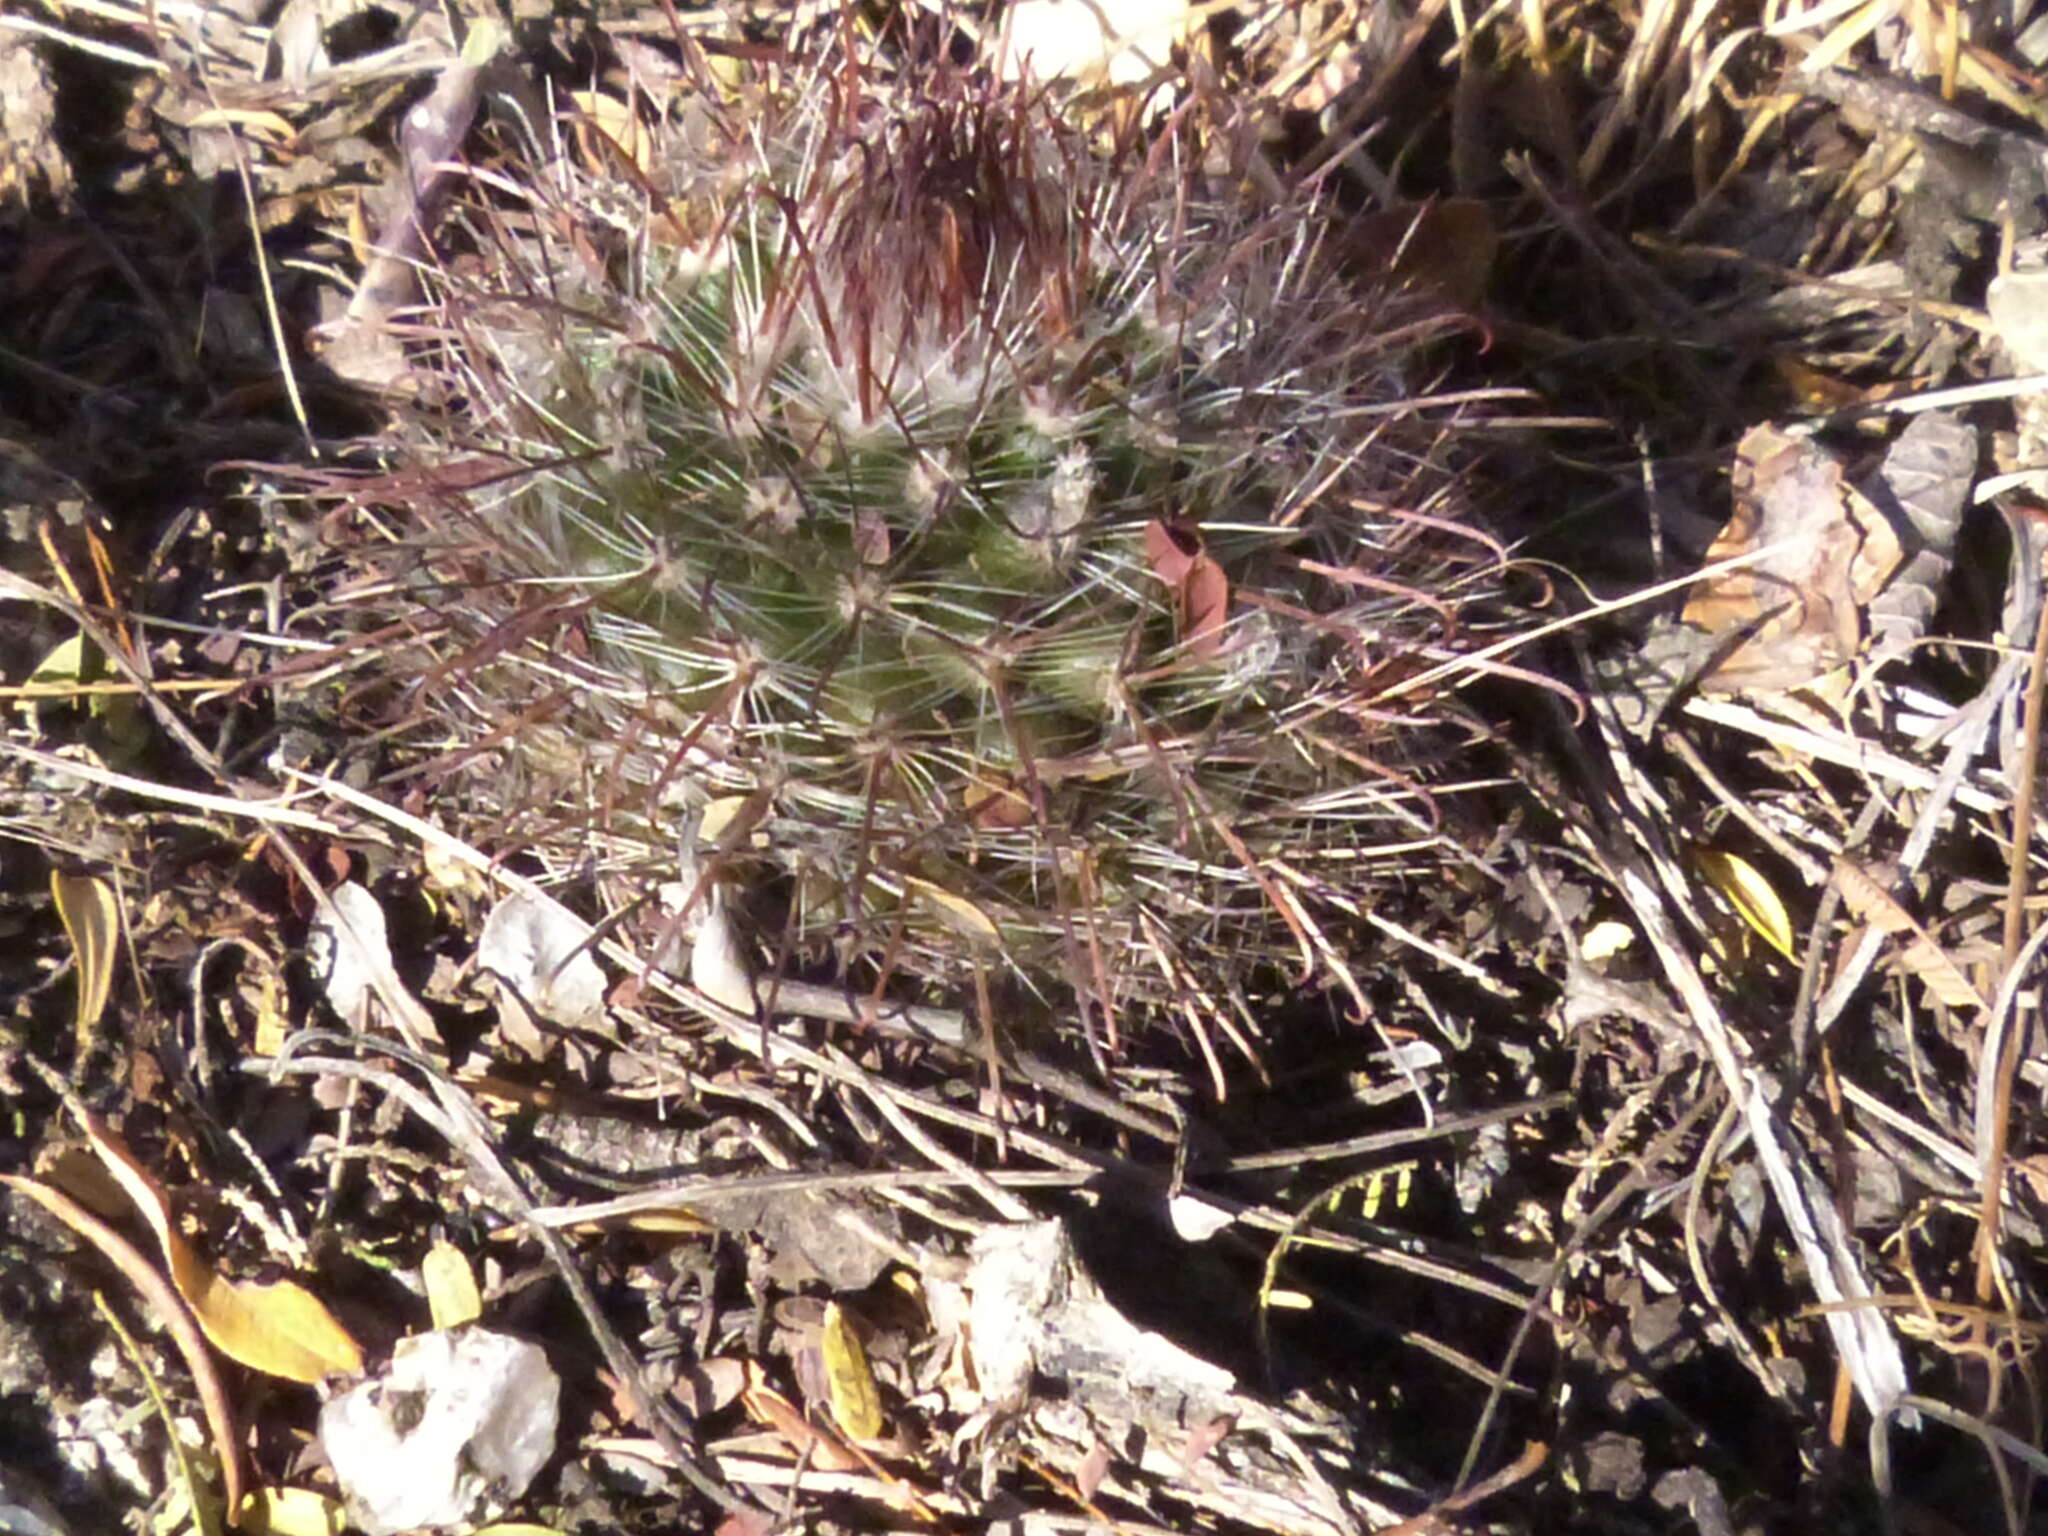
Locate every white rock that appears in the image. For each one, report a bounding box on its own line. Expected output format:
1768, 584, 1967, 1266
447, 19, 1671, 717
318, 1326, 560, 1536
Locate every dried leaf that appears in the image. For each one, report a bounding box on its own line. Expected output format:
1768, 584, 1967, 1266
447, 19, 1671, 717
1143, 519, 1231, 660
86, 1115, 363, 1384
1166, 1192, 1235, 1242
1862, 412, 1973, 662
901, 875, 1002, 946
309, 881, 391, 1027
1076, 1442, 1113, 1503
51, 869, 119, 1053
185, 107, 296, 142
852, 510, 892, 566
964, 774, 1033, 830
475, 888, 608, 1030
422, 1240, 482, 1332
568, 90, 647, 176
993, 0, 1194, 86
1692, 848, 1796, 960
1180, 553, 1230, 661
1832, 859, 1986, 1010
1988, 265, 2048, 374
822, 1302, 884, 1442
690, 898, 759, 1017
674, 1357, 750, 1417
740, 1365, 861, 1471
1143, 518, 1199, 584
1683, 425, 1903, 695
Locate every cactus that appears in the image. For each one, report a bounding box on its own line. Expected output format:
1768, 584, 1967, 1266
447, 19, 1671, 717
353, 54, 1511, 1054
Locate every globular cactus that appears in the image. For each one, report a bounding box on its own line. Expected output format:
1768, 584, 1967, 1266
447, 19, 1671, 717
364, 53, 1509, 1054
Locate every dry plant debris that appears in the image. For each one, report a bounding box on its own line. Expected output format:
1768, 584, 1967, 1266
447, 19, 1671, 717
10, 0, 2048, 1532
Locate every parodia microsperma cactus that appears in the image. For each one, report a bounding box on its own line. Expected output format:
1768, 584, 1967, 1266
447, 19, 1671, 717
351, 56, 1515, 1057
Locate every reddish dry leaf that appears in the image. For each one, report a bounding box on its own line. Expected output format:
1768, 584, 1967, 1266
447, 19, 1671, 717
1142, 519, 1230, 660
964, 775, 1033, 830
1076, 1442, 1113, 1502
1340, 198, 1498, 312
1181, 554, 1229, 661
1181, 1414, 1236, 1471
740, 1367, 861, 1472
1832, 858, 1986, 1011
1143, 518, 1200, 584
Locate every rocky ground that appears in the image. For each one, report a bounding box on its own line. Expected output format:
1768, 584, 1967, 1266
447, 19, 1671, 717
5, 2, 2048, 1533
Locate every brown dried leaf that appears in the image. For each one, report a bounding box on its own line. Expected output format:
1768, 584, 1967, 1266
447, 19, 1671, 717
740, 1365, 861, 1471
1832, 859, 1986, 1011
1076, 1442, 1113, 1502
1143, 519, 1230, 660
1341, 199, 1498, 312
1863, 412, 1973, 662
1683, 425, 1903, 694
1143, 518, 1199, 584
1181, 553, 1230, 661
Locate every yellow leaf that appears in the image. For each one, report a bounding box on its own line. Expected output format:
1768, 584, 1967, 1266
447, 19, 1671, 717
422, 1240, 481, 1331
821, 1301, 883, 1442
86, 1115, 363, 1384
184, 107, 296, 141
250, 963, 291, 1058
51, 870, 120, 1053
1580, 919, 1635, 962
459, 15, 509, 64
236, 1487, 347, 1536
899, 876, 1001, 947
569, 90, 647, 175
1692, 848, 1796, 960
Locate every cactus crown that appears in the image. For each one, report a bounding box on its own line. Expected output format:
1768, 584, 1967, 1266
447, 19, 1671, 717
347, 53, 1512, 1049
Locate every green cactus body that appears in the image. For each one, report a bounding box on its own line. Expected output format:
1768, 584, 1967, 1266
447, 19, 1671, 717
404, 65, 1501, 1035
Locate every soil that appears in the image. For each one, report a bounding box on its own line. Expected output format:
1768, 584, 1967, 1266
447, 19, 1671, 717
4, 4, 2048, 1535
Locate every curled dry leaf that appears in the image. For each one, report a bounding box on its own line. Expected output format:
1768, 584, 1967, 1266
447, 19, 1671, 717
739, 1363, 862, 1472
1143, 518, 1230, 662
1682, 425, 1903, 696
900, 875, 1002, 947
475, 888, 608, 1030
